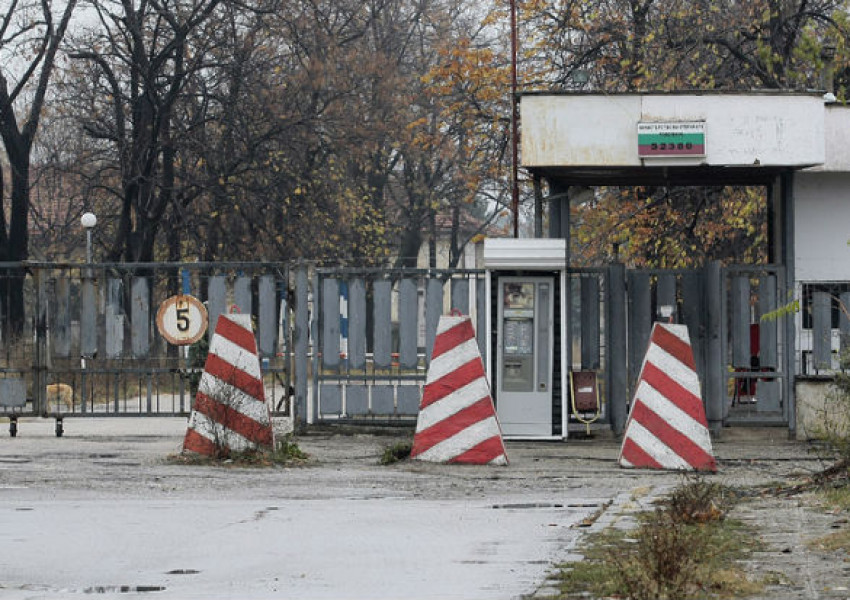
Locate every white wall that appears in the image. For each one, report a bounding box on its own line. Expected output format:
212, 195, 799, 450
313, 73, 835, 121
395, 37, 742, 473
795, 171, 850, 281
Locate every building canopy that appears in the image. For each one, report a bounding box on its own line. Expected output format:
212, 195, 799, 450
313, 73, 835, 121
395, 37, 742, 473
520, 91, 827, 186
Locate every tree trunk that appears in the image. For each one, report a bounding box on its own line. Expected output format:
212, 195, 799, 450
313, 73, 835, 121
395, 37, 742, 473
428, 211, 437, 269
395, 224, 421, 269
449, 202, 461, 268
0, 146, 33, 335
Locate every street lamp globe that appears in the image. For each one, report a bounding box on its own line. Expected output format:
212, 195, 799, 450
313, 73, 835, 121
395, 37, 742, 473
81, 212, 97, 229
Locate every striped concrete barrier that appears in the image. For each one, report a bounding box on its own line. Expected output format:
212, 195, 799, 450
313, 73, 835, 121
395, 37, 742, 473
183, 313, 274, 456
411, 314, 507, 465
619, 322, 716, 472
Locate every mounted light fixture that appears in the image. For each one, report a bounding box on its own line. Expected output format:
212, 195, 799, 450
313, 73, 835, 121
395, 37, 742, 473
81, 212, 97, 264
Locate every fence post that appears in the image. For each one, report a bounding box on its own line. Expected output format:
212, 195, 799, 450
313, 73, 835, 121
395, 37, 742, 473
606, 262, 627, 435
311, 269, 320, 422
33, 269, 49, 416
705, 261, 724, 435
294, 266, 309, 427
425, 277, 443, 367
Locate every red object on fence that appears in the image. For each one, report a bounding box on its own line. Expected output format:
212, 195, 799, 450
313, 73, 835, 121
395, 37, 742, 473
735, 324, 761, 400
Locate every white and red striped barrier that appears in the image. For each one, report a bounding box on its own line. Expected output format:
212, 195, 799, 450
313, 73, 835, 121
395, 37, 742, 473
183, 313, 274, 456
619, 322, 716, 472
411, 314, 507, 465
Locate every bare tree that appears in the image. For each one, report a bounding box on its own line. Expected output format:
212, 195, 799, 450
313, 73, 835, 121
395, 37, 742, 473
68, 0, 229, 262
528, 0, 848, 92
0, 0, 77, 331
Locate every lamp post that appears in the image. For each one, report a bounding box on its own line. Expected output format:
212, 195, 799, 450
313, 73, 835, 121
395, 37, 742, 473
79, 212, 97, 415
81, 212, 97, 264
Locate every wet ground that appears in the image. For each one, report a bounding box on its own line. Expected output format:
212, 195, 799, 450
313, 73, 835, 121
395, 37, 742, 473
0, 418, 847, 599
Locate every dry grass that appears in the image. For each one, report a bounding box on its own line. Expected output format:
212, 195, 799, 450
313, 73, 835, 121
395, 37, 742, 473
550, 477, 768, 600
169, 437, 309, 468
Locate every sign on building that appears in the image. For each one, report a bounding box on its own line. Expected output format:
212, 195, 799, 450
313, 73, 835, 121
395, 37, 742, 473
638, 121, 706, 157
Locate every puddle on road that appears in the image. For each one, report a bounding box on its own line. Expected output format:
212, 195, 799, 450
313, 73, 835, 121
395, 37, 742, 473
491, 502, 565, 509
83, 585, 166, 594
491, 501, 605, 511
252, 506, 280, 521
165, 569, 200, 575
0, 456, 31, 464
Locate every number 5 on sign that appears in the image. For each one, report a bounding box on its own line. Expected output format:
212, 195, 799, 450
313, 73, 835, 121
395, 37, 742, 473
156, 295, 208, 345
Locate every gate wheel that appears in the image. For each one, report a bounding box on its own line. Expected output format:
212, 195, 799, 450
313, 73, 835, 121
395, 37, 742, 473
55, 418, 63, 438
9, 416, 17, 437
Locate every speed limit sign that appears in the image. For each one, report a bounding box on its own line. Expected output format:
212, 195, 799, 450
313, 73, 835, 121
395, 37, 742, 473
156, 294, 208, 345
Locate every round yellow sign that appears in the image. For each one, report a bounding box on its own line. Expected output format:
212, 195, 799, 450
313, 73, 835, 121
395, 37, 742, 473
156, 295, 208, 345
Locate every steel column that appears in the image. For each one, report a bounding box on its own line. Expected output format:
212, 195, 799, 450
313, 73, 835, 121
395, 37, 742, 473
606, 262, 627, 435
705, 261, 724, 433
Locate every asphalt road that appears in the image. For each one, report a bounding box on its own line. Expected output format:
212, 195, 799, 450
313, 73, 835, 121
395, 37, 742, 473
0, 418, 830, 599
1, 418, 609, 600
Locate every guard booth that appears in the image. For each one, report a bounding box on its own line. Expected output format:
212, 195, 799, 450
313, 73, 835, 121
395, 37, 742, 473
484, 238, 568, 439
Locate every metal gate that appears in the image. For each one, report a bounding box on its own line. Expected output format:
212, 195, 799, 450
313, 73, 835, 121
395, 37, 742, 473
306, 263, 789, 429
0, 262, 294, 428
617, 263, 788, 431
309, 268, 485, 423
567, 262, 789, 434
0, 262, 487, 429
722, 265, 788, 425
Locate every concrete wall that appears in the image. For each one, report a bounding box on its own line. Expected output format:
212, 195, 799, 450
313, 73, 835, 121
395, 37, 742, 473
521, 92, 825, 169
794, 104, 850, 282
795, 377, 849, 441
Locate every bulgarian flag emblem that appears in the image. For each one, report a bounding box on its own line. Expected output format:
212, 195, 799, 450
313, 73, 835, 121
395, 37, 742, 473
638, 122, 706, 157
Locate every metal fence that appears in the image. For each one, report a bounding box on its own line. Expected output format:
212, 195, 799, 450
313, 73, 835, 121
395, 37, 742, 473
0, 262, 485, 429
0, 260, 793, 434
797, 281, 850, 374
309, 267, 485, 422
573, 263, 789, 433
0, 262, 293, 423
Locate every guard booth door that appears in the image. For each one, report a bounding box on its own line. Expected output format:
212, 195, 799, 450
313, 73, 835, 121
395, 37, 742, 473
496, 277, 554, 437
